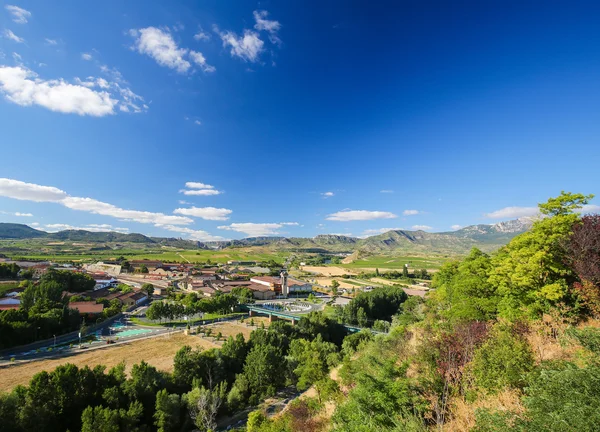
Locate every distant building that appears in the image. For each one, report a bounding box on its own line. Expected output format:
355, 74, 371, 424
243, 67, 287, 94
69, 301, 104, 315
249, 275, 312, 297
83, 262, 122, 277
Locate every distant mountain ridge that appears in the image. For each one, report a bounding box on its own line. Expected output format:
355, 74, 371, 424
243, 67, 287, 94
0, 218, 534, 256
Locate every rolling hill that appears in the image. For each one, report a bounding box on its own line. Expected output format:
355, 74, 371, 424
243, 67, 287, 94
0, 218, 533, 257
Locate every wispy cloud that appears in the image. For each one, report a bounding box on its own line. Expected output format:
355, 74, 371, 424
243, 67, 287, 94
321, 191, 334, 198
403, 209, 420, 216
5, 5, 31, 24
218, 222, 298, 237
0, 178, 193, 226
326, 210, 397, 221
253, 10, 281, 44
361, 227, 404, 236
3, 29, 24, 43
412, 225, 432, 231
194, 120, 202, 125
81, 53, 93, 61
173, 206, 232, 221
189, 50, 215, 73
380, 190, 394, 194
0, 210, 33, 217
157, 224, 225, 241
129, 26, 214, 74
451, 224, 462, 230
215, 27, 264, 63
44, 38, 57, 45
194, 27, 211, 41
44, 223, 129, 233
129, 27, 191, 73
484, 206, 538, 219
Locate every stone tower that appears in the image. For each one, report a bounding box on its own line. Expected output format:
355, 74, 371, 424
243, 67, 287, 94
280, 270, 289, 297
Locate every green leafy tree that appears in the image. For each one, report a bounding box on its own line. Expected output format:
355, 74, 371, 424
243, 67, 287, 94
141, 283, 154, 297
154, 389, 181, 432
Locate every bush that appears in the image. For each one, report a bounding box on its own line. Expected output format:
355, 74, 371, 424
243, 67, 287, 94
471, 328, 534, 392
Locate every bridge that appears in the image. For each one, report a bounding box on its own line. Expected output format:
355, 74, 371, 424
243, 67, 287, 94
242, 304, 383, 334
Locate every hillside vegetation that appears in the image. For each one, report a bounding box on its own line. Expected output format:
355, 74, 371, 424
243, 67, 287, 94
247, 192, 600, 432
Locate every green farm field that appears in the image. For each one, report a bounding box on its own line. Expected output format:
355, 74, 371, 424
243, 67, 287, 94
338, 255, 448, 270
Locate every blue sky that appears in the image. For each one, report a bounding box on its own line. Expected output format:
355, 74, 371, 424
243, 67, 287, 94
0, 1, 599, 241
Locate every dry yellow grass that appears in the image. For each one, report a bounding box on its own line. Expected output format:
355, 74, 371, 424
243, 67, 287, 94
0, 333, 216, 393
301, 266, 355, 276
209, 319, 269, 340
444, 389, 525, 432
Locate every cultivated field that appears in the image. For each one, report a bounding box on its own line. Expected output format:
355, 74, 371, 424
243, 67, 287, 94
301, 266, 355, 276
339, 255, 447, 270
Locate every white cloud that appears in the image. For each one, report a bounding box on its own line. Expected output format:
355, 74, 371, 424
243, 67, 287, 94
0, 178, 194, 226
194, 120, 202, 125
61, 196, 191, 225
0, 178, 68, 202
0, 65, 147, 116
81, 53, 93, 61
403, 209, 420, 216
321, 191, 334, 198
5, 5, 31, 24
180, 182, 221, 196
326, 210, 397, 221
129, 27, 191, 73
44, 223, 129, 233
451, 224, 462, 230
484, 206, 539, 219
0, 66, 116, 116
3, 29, 24, 43
218, 222, 297, 237
186, 182, 214, 189
361, 227, 404, 236
0, 210, 33, 217
380, 190, 394, 193
12, 52, 21, 62
194, 28, 211, 41
412, 225, 432, 231
173, 206, 232, 221
216, 28, 264, 63
181, 189, 221, 196
157, 224, 225, 242
45, 38, 57, 45
577, 204, 600, 214
178, 200, 191, 205
189, 50, 216, 73
30, 222, 39, 227
253, 10, 281, 44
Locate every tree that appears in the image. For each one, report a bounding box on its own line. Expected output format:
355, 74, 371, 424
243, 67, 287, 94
566, 214, 600, 316
403, 264, 409, 278
154, 389, 181, 432
242, 344, 285, 402
140, 265, 149, 274
141, 283, 155, 298
489, 192, 592, 319
185, 382, 227, 432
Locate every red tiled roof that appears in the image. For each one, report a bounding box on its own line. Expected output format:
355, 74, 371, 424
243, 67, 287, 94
0, 304, 19, 310
69, 301, 104, 314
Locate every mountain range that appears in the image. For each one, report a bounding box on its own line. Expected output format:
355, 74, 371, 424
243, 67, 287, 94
0, 218, 534, 256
